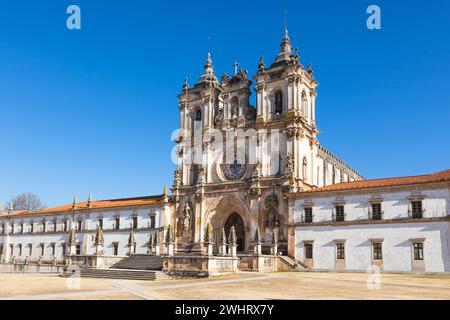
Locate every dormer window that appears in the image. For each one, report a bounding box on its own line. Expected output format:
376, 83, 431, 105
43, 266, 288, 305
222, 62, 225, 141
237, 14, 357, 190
274, 90, 283, 115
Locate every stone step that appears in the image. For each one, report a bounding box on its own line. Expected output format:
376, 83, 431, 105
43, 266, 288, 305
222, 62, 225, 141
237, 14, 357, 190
111, 255, 163, 271
79, 268, 158, 281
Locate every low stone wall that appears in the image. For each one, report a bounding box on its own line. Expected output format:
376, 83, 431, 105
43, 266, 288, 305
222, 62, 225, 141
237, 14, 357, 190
163, 255, 239, 277
0, 263, 65, 274
239, 255, 277, 272
68, 255, 125, 268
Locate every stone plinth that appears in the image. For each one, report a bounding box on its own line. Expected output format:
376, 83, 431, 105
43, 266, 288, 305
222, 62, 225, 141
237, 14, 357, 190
163, 254, 239, 277
238, 254, 277, 272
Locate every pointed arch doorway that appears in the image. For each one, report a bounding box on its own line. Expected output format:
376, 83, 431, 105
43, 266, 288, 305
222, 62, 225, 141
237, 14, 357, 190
224, 213, 245, 252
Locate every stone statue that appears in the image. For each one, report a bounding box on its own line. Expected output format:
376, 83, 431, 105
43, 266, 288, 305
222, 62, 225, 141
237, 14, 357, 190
265, 191, 280, 227
183, 201, 192, 231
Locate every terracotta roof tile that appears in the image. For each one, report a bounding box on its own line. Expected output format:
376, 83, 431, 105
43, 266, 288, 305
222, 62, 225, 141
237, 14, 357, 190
301, 169, 450, 194
2, 195, 166, 217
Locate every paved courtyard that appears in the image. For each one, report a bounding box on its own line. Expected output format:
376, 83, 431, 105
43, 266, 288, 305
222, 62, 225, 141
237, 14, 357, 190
0, 272, 449, 300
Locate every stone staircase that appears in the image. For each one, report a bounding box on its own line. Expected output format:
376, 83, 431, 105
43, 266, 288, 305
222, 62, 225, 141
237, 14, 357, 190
111, 254, 163, 271
79, 268, 158, 281
278, 255, 308, 271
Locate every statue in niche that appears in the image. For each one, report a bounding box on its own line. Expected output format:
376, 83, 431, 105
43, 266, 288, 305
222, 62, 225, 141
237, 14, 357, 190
183, 201, 192, 231
265, 191, 280, 228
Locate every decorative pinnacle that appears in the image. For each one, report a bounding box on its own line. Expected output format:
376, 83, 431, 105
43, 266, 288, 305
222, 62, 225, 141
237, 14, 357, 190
254, 227, 261, 244
128, 229, 136, 245
87, 194, 93, 208
183, 76, 189, 91
72, 196, 77, 209
271, 230, 278, 246
204, 223, 214, 244
165, 225, 174, 244
69, 227, 76, 245
163, 183, 168, 197
228, 226, 237, 246
8, 201, 13, 212
219, 227, 227, 245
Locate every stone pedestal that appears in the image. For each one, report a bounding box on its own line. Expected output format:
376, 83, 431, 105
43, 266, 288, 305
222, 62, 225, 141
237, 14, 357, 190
167, 243, 174, 256
271, 244, 278, 256
228, 245, 237, 257
154, 245, 161, 256
203, 243, 213, 256
254, 244, 262, 255
163, 254, 239, 277
218, 244, 228, 256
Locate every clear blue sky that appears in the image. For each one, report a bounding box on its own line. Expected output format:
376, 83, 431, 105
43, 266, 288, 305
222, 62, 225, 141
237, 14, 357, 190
1, 0, 449, 208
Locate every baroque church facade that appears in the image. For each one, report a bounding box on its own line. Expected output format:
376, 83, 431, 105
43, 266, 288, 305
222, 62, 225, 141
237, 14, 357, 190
1, 31, 449, 275
172, 30, 362, 255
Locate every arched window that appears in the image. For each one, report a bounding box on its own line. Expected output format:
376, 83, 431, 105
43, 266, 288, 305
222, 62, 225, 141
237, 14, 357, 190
274, 90, 283, 115
302, 157, 308, 181
191, 164, 200, 185
301, 91, 308, 118
195, 109, 202, 121
190, 108, 202, 135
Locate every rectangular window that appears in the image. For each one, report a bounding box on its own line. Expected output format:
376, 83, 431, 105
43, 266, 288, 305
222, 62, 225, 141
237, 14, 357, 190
20, 223, 24, 234
62, 244, 66, 257
113, 243, 119, 256
150, 216, 156, 229
40, 244, 45, 256
115, 218, 120, 230
373, 243, 383, 260
77, 221, 82, 231
11, 224, 15, 234
371, 203, 382, 220
28, 244, 32, 256
132, 216, 138, 229
336, 243, 345, 260
304, 207, 313, 223
53, 222, 57, 232
411, 201, 423, 219
335, 206, 345, 222
0, 245, 3, 255
413, 243, 424, 261
98, 218, 103, 230
75, 244, 81, 255
1, 224, 4, 234
42, 222, 46, 233
18, 244, 23, 256
305, 243, 313, 259
30, 223, 34, 233
10, 245, 14, 256
64, 221, 68, 232
51, 243, 56, 256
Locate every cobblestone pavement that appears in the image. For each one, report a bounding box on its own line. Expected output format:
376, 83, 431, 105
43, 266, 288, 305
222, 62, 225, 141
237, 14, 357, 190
0, 272, 449, 300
